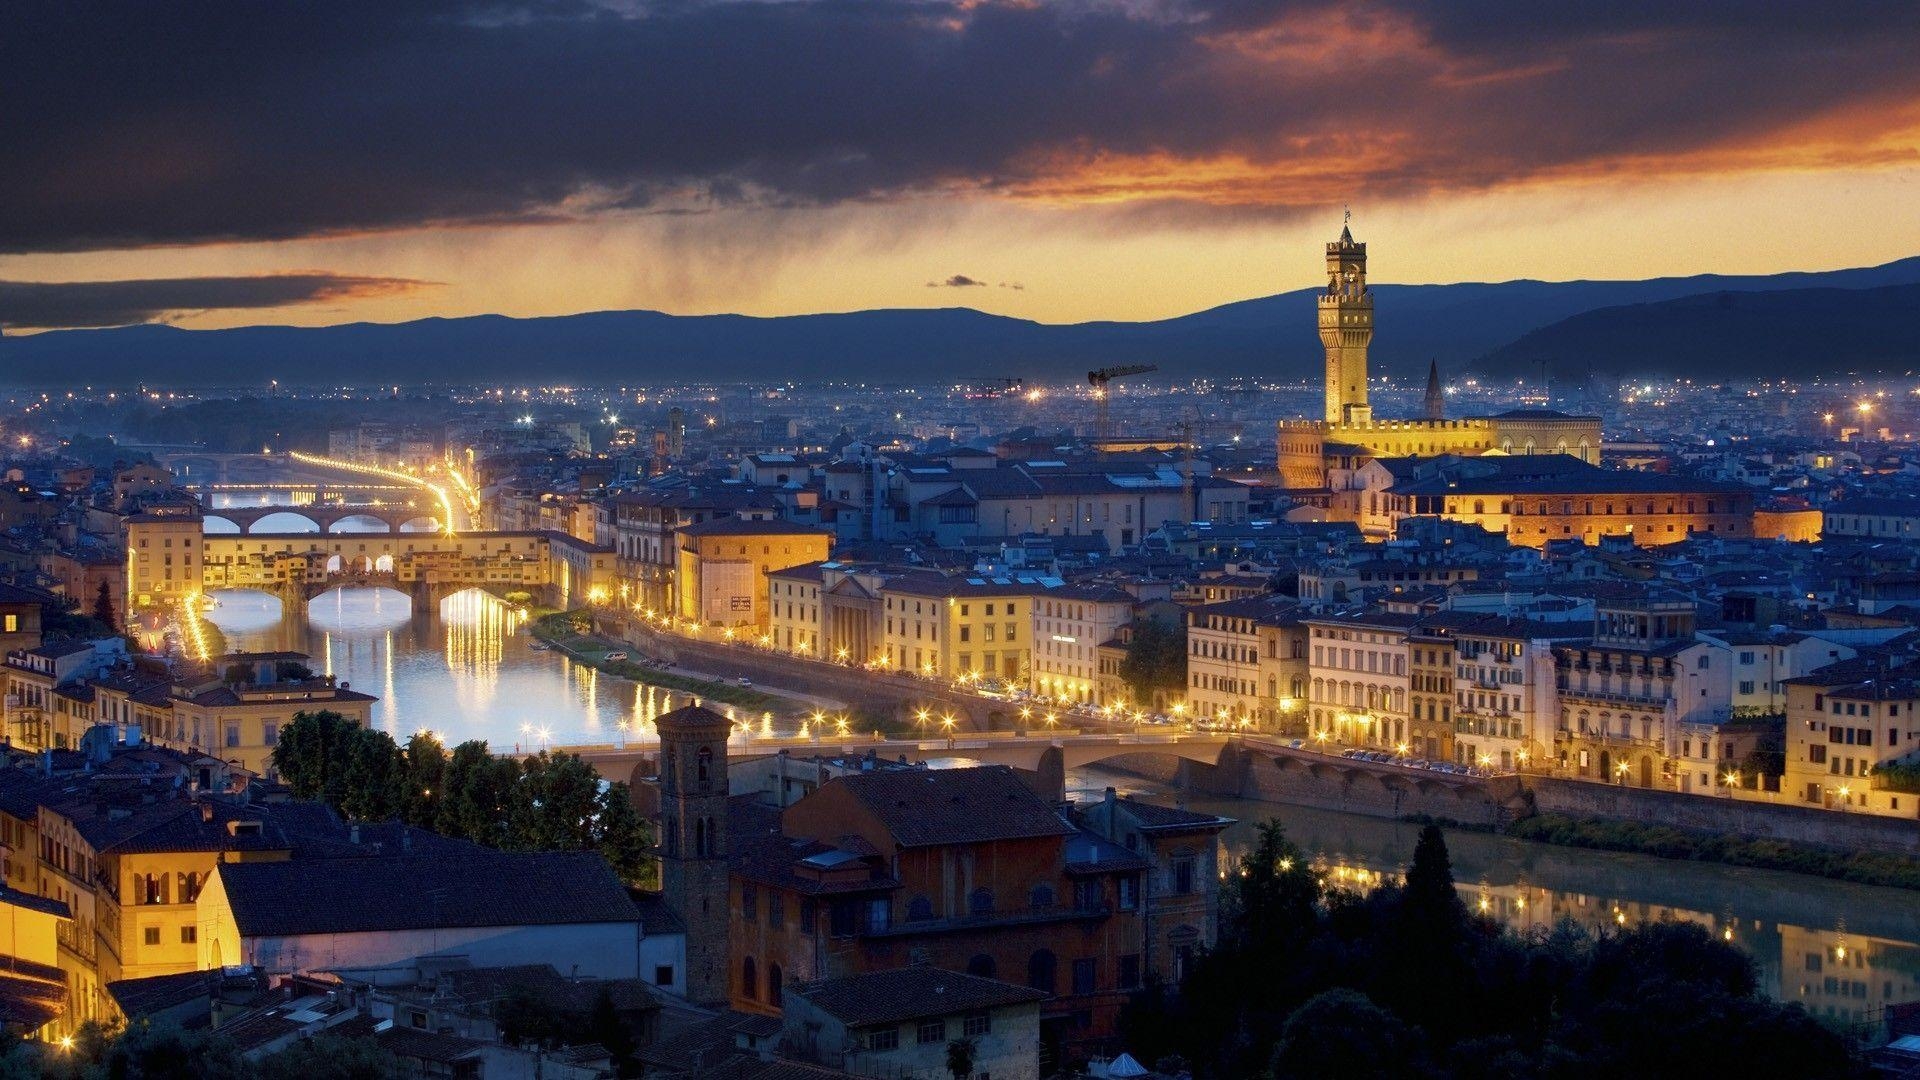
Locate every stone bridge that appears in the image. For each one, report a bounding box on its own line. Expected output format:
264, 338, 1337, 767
202, 502, 445, 535
557, 729, 1236, 802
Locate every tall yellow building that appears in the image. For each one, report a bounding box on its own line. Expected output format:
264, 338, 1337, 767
1278, 219, 1604, 495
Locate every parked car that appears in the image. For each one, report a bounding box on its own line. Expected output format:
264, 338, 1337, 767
736, 676, 752, 687
604, 651, 629, 662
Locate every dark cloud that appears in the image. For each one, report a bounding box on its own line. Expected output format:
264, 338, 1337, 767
928, 274, 989, 288
4, 1, 1919, 253
0, 273, 430, 330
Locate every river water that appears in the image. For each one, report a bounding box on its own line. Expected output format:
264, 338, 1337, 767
1068, 765, 1920, 1024
200, 586, 771, 751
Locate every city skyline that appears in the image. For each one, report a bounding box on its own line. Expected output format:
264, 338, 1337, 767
7, 2, 1920, 331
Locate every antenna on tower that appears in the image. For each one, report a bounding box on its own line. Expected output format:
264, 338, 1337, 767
1344, 205, 1352, 227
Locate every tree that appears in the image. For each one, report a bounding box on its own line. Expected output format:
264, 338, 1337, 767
509, 752, 604, 852
437, 740, 518, 845
593, 781, 655, 887
402, 732, 448, 828
1401, 824, 1466, 938
272, 711, 363, 808
340, 728, 407, 822
92, 578, 117, 630
945, 1035, 977, 1080
254, 1034, 404, 1080
1118, 618, 1186, 703
93, 1020, 249, 1080
587, 986, 639, 1076
1269, 989, 1422, 1080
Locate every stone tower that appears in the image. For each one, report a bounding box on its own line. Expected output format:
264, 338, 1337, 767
1424, 359, 1445, 421
1318, 219, 1373, 425
656, 702, 733, 1004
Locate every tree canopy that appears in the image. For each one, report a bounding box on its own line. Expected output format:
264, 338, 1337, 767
1122, 821, 1865, 1080
271, 711, 653, 885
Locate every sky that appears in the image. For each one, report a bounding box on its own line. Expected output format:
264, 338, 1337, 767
4, 1, 1920, 332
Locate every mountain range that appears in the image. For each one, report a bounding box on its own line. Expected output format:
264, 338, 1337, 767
5, 257, 1920, 387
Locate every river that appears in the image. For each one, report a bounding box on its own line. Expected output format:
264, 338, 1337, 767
200, 586, 773, 751
1068, 765, 1920, 1025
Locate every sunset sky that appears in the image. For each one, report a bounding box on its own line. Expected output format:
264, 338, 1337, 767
6, 1, 1920, 331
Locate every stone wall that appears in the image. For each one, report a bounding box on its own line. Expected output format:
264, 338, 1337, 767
1527, 777, 1920, 856
607, 617, 1001, 730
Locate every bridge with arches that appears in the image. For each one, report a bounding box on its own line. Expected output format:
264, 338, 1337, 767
202, 503, 446, 535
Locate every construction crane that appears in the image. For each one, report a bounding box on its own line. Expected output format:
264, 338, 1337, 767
1087, 364, 1157, 444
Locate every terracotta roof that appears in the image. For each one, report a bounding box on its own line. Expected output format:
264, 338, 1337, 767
216, 851, 638, 937
825, 766, 1071, 848
790, 967, 1046, 1027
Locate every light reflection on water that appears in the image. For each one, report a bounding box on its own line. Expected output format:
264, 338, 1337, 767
1070, 765, 1920, 1022
201, 586, 732, 750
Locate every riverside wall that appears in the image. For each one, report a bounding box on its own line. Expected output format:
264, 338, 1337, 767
1526, 777, 1920, 856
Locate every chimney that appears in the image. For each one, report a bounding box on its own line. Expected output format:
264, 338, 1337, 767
200, 801, 214, 823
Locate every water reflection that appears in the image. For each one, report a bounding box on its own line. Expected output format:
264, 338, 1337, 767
201, 586, 722, 748
1071, 766, 1920, 1021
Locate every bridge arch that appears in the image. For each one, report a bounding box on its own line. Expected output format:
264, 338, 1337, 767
327, 513, 394, 534
398, 515, 441, 533
249, 510, 323, 534
202, 514, 242, 535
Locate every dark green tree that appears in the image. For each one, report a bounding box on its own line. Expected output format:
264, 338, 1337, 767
945, 1035, 978, 1080
271, 711, 362, 808
92, 578, 117, 630
340, 728, 407, 822
1270, 989, 1424, 1079
587, 986, 639, 1076
1118, 618, 1187, 704
254, 1034, 404, 1080
93, 1020, 249, 1080
509, 752, 603, 851
402, 732, 449, 828
437, 740, 518, 845
594, 781, 655, 887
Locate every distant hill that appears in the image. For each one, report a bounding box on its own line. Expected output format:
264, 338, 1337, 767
5, 257, 1920, 386
1479, 284, 1920, 380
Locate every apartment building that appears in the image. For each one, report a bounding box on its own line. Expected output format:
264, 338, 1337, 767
1782, 662, 1920, 817
1305, 611, 1421, 749
1186, 595, 1308, 730
1031, 585, 1137, 705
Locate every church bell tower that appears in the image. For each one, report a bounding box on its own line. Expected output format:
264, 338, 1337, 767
656, 702, 733, 1005
1319, 216, 1373, 424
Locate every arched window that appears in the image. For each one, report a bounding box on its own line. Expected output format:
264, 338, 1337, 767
693, 817, 705, 858
967, 954, 997, 979
767, 963, 783, 1006
696, 746, 713, 785
1029, 884, 1055, 910
907, 895, 934, 921
741, 957, 757, 1001
969, 887, 995, 916
1028, 949, 1057, 994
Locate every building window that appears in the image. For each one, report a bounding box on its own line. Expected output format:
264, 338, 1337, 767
143, 927, 160, 946
654, 965, 675, 987
180, 925, 197, 944
224, 724, 240, 748
741, 883, 756, 922
1072, 958, 1098, 995
741, 957, 757, 1001
908, 895, 934, 921
866, 1028, 899, 1051
1172, 858, 1194, 895
1028, 950, 1057, 994
964, 1012, 991, 1038
767, 963, 783, 1007
1119, 954, 1141, 990
969, 887, 995, 916
917, 1019, 947, 1045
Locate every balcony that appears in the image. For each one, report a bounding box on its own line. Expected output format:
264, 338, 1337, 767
864, 901, 1114, 939
1556, 683, 1666, 708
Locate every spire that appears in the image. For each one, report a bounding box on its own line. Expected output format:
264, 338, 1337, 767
1424, 359, 1444, 421
1340, 205, 1353, 244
